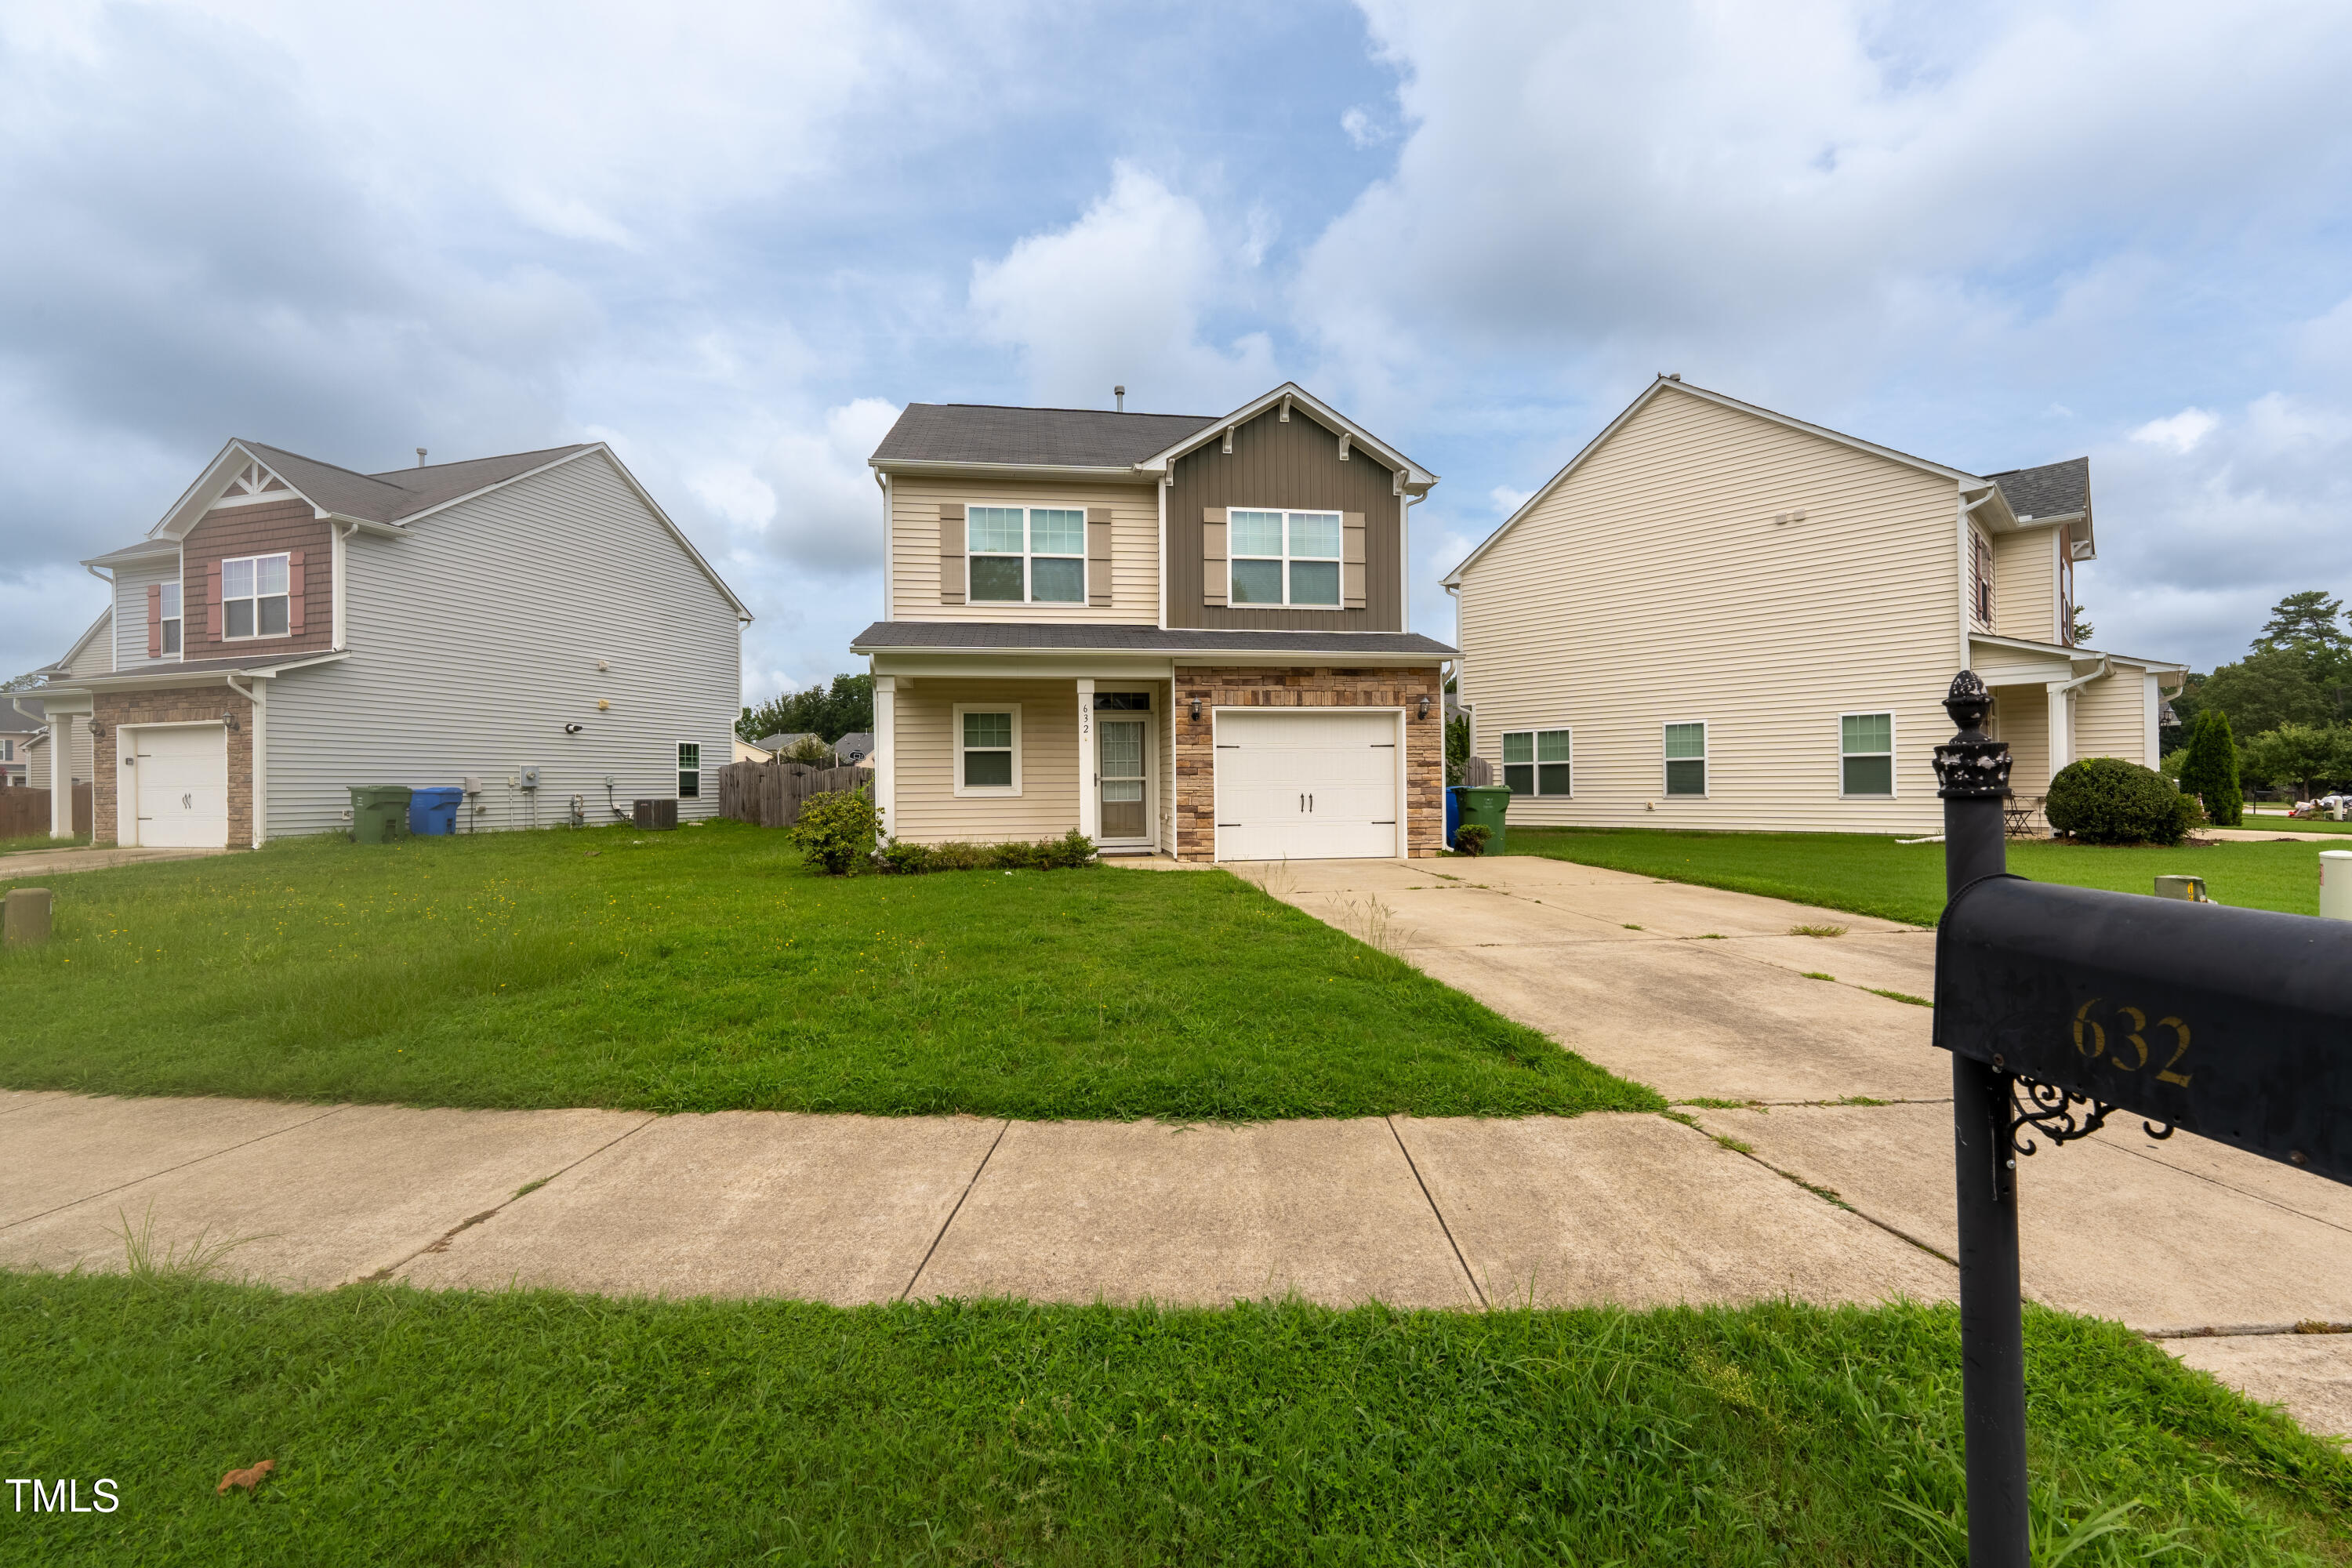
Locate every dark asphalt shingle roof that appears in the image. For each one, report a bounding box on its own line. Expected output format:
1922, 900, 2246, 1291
1985, 457, 2089, 521
870, 405, 1221, 469
239, 441, 594, 524
851, 621, 1456, 657
46, 651, 338, 687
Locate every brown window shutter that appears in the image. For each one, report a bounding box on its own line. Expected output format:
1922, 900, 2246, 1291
1085, 506, 1112, 606
147, 584, 162, 656
1342, 510, 1367, 611
208, 561, 224, 643
287, 550, 305, 633
938, 503, 966, 605
1203, 506, 1228, 608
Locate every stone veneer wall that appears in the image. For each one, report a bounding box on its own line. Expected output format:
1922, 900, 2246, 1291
1171, 665, 1444, 862
92, 686, 255, 847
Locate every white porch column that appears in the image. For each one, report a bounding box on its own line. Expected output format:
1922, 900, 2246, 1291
2045, 684, 2072, 778
1076, 677, 1098, 842
49, 716, 70, 837
872, 675, 896, 839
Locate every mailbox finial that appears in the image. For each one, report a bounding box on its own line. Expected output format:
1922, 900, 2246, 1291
1933, 669, 2012, 799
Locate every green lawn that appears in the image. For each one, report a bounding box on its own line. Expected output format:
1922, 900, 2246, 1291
5, 1274, 2343, 1566
0, 822, 1651, 1121
1508, 827, 2340, 928
2241, 804, 2352, 833
0, 831, 88, 856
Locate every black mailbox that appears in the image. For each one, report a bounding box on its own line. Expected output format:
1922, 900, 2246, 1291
1935, 875, 2352, 1183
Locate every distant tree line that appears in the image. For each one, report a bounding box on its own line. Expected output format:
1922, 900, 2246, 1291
737, 673, 874, 746
2163, 590, 2352, 805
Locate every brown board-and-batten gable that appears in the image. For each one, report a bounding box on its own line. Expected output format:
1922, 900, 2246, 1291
181, 497, 336, 655
1166, 405, 1403, 632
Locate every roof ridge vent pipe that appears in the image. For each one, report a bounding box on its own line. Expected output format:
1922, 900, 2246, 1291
1114, 385, 1125, 412
416, 448, 427, 467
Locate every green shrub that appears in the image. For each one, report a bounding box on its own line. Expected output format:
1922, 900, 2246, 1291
1453, 823, 1491, 856
2045, 757, 2187, 845
786, 788, 879, 874
2178, 710, 2243, 826
782, 735, 833, 765
874, 831, 1098, 874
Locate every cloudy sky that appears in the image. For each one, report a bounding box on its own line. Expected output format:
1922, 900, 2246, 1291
5, 0, 2349, 696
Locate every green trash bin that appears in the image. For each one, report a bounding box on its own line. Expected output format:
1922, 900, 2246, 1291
349, 785, 414, 844
1454, 785, 1512, 855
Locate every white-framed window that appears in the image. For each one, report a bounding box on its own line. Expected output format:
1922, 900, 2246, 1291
1664, 721, 1708, 797
1840, 713, 1893, 797
1229, 508, 1341, 608
0, 739, 13, 763
1501, 728, 1572, 796
967, 506, 1084, 604
1969, 529, 1994, 626
158, 582, 183, 655
953, 703, 1022, 796
677, 742, 701, 799
221, 553, 289, 639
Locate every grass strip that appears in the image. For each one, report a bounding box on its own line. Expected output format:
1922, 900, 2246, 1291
1509, 827, 2339, 927
2, 1273, 2345, 1566
0, 822, 1653, 1121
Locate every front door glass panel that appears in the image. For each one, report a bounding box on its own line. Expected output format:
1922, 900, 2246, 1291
1098, 718, 1147, 840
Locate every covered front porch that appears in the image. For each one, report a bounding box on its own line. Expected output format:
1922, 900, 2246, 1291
1968, 633, 2185, 830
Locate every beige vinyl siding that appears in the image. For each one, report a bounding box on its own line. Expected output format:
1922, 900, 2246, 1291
1991, 528, 2060, 643
1990, 683, 2051, 797
890, 678, 1080, 843
887, 477, 1158, 623
2073, 670, 2150, 768
1455, 388, 1961, 834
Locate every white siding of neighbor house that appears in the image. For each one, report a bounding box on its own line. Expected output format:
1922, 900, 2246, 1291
888, 677, 1081, 844
112, 555, 180, 670
1454, 387, 1963, 835
262, 452, 741, 839
887, 475, 1160, 623
1991, 527, 2060, 644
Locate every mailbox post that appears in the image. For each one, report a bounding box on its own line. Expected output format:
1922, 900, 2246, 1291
1931, 669, 2352, 1563
1932, 671, 2028, 1567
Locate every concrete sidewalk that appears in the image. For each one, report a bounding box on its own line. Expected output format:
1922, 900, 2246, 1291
0, 845, 232, 879
1233, 853, 2352, 1436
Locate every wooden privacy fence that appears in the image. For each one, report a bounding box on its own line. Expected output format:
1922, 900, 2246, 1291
0, 784, 91, 839
715, 761, 873, 829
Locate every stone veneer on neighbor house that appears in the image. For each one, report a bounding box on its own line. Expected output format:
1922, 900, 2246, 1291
1171, 666, 1445, 862
91, 686, 256, 848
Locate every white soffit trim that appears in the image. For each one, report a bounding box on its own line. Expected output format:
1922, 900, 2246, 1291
1133, 382, 1439, 492
1443, 377, 1997, 586
149, 440, 324, 541
866, 458, 1156, 485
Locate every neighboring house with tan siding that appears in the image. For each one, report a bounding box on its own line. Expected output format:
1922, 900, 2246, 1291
1443, 378, 2185, 835
10, 611, 112, 795
856, 383, 1454, 862
29, 439, 747, 844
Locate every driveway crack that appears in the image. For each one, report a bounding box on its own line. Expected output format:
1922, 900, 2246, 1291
900, 1119, 1011, 1302
0, 1102, 354, 1233
1385, 1116, 1488, 1308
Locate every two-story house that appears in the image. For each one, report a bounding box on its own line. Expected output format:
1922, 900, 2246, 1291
1443, 376, 2187, 834
855, 383, 1454, 862
31, 438, 748, 846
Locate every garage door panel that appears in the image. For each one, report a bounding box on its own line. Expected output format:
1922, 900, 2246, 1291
134, 727, 227, 848
1214, 710, 1399, 862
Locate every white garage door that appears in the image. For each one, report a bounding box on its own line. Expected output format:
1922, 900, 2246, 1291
1214, 710, 1399, 861
133, 726, 228, 848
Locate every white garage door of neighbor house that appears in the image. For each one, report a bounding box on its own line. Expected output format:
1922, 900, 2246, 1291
1214, 710, 1399, 861
134, 726, 228, 848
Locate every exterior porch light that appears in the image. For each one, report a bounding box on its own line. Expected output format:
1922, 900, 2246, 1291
1418, 695, 1431, 720
1190, 698, 1201, 721
221, 711, 240, 732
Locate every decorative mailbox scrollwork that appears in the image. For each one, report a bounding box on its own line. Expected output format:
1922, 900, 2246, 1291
1997, 1073, 2173, 1159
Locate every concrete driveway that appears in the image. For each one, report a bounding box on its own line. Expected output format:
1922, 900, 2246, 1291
1233, 852, 2352, 1434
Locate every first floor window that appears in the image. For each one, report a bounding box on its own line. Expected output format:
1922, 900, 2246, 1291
1664, 722, 1708, 796
677, 742, 701, 798
1229, 508, 1341, 607
158, 582, 183, 655
968, 506, 1084, 604
1841, 713, 1893, 796
1501, 729, 1572, 796
957, 706, 1019, 793
222, 554, 289, 638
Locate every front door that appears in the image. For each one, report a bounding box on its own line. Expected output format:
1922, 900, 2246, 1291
1097, 717, 1152, 848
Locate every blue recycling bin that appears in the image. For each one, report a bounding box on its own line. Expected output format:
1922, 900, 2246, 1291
408, 786, 463, 836
1445, 785, 1462, 849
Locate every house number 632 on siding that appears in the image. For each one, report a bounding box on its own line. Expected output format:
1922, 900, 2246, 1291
2072, 999, 2193, 1086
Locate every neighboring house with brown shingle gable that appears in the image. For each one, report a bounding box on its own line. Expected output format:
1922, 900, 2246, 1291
1443, 376, 2187, 834
855, 383, 1454, 861
28, 439, 748, 845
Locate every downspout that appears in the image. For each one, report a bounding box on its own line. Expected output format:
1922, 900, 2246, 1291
1443, 580, 1472, 780
875, 470, 892, 620
85, 564, 116, 672
1958, 482, 1998, 661
226, 673, 263, 848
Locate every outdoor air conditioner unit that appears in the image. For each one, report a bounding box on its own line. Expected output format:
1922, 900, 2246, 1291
632, 798, 678, 831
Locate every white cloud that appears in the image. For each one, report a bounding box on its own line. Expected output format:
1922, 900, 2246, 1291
2129, 407, 2217, 453
1488, 484, 1534, 514
970, 162, 1276, 412
1340, 107, 1385, 149
746, 397, 905, 575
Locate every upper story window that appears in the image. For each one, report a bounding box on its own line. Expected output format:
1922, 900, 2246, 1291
1, 739, 13, 763
222, 554, 289, 638
1230, 509, 1341, 607
969, 506, 1084, 604
158, 583, 183, 655
1969, 530, 1994, 626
